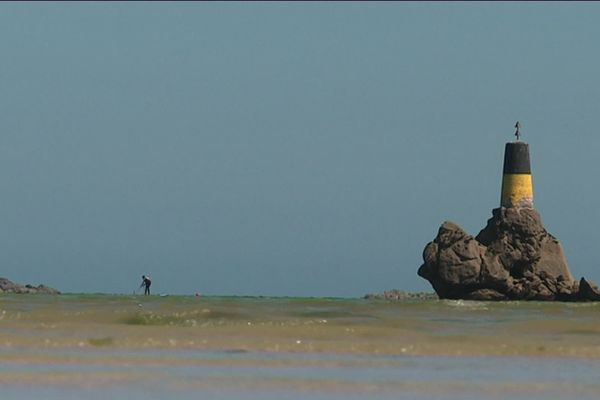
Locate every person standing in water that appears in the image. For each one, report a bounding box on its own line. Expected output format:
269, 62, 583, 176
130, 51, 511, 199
140, 275, 152, 295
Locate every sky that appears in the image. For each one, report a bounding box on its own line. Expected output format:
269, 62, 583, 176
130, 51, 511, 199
1, 2, 599, 297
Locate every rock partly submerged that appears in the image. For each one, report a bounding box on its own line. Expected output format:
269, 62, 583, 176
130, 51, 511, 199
364, 289, 438, 301
418, 207, 600, 301
0, 277, 60, 294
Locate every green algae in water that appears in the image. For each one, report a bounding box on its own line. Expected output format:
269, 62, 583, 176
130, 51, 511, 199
122, 308, 247, 326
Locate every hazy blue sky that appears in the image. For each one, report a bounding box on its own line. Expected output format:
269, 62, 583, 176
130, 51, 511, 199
1, 3, 599, 296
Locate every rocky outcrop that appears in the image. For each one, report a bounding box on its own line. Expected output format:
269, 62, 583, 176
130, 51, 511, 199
0, 277, 60, 294
418, 207, 599, 301
364, 290, 438, 301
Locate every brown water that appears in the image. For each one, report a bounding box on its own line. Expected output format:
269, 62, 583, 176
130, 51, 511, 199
1, 294, 600, 399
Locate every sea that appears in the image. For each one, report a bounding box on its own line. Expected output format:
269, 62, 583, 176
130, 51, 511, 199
1, 294, 600, 399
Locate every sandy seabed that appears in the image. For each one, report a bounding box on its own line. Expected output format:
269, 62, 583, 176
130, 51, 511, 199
2, 294, 600, 399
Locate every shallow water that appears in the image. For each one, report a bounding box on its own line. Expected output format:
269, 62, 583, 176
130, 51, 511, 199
1, 294, 600, 399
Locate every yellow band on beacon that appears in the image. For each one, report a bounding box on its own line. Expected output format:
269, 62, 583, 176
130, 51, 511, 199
501, 174, 533, 208
500, 142, 533, 208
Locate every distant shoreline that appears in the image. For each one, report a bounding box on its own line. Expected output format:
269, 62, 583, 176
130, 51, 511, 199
1, 277, 437, 300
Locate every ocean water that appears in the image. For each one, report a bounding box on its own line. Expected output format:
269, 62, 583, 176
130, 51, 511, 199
1, 294, 600, 399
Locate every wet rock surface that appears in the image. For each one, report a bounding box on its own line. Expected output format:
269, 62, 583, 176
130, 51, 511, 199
418, 207, 599, 301
0, 277, 60, 294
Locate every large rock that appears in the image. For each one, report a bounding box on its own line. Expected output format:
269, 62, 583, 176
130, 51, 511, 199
418, 207, 597, 301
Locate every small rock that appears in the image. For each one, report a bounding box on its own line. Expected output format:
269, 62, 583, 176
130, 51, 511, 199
364, 290, 438, 301
577, 277, 600, 301
0, 277, 60, 295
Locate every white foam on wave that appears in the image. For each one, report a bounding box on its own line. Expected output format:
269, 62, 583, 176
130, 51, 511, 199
443, 299, 489, 310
